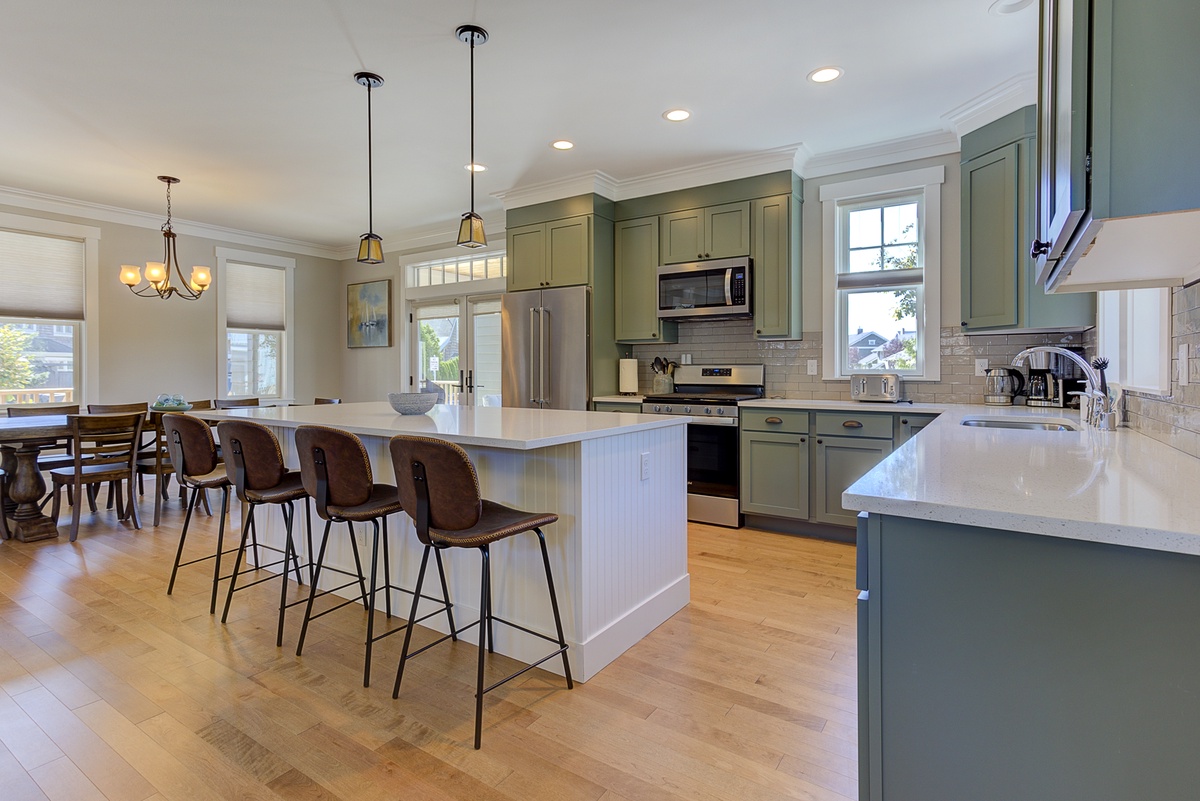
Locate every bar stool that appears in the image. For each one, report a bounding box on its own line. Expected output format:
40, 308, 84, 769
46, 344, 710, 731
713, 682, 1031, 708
293, 425, 455, 687
162, 413, 234, 614
388, 435, 572, 749
216, 420, 310, 645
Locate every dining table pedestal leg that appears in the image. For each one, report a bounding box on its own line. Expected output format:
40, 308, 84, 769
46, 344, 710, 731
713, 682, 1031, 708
7, 440, 60, 542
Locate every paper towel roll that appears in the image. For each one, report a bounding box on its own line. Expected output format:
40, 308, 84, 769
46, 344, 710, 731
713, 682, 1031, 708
618, 358, 639, 394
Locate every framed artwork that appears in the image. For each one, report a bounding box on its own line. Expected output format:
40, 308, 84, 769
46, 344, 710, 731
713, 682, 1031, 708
347, 279, 392, 348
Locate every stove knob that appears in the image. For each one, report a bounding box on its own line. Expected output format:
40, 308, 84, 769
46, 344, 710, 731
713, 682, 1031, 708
663, 405, 672, 413
704, 407, 712, 415
683, 406, 692, 414
651, 404, 660, 413
716, 407, 725, 415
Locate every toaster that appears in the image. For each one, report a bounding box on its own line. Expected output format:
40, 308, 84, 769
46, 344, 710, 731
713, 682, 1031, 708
850, 373, 901, 402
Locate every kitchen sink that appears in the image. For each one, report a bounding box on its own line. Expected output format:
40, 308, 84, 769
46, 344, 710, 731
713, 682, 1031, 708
960, 417, 1080, 431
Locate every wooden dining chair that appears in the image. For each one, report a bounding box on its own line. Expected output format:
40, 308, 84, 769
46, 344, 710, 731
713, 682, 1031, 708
214, 398, 259, 409
48, 413, 144, 541
7, 404, 82, 472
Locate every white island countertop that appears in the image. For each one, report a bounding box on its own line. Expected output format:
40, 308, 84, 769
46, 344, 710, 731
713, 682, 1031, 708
841, 404, 1200, 555
201, 401, 687, 450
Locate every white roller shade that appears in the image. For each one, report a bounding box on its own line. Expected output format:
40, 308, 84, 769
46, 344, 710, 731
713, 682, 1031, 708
0, 229, 85, 320
226, 262, 286, 330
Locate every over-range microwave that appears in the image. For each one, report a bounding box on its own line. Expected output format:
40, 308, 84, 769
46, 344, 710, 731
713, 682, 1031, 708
657, 256, 752, 320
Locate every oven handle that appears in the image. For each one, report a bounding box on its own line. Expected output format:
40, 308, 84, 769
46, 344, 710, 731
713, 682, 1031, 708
724, 268, 733, 306
684, 416, 739, 427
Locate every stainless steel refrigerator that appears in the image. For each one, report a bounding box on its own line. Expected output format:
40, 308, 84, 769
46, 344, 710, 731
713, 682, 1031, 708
501, 286, 591, 410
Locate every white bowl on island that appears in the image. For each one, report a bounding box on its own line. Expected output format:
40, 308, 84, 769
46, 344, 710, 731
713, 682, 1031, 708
387, 392, 438, 415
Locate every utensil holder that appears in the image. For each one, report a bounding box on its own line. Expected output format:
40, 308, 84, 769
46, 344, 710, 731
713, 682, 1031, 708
651, 375, 674, 395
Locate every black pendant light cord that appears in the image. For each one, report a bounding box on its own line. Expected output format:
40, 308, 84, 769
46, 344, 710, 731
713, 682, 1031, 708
367, 79, 375, 236
469, 35, 476, 215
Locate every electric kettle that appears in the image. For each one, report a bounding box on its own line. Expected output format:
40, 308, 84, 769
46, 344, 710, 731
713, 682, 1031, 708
984, 367, 1025, 405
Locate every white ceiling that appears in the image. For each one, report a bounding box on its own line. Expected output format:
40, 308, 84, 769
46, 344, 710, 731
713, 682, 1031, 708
0, 1, 1037, 257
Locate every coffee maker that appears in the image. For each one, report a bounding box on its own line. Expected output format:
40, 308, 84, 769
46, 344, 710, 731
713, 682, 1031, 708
1026, 368, 1064, 407
1024, 346, 1084, 408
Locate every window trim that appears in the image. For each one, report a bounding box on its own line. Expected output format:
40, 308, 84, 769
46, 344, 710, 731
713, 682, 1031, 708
820, 166, 944, 381
0, 211, 100, 405
1096, 287, 1172, 396
215, 248, 294, 402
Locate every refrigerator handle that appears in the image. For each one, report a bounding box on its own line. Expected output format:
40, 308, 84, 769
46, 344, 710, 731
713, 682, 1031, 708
528, 306, 537, 405
538, 306, 548, 406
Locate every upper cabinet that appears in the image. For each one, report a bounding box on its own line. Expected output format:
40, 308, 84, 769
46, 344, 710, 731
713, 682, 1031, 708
960, 107, 1093, 333
614, 216, 678, 343
660, 201, 751, 263
751, 194, 802, 339
1034, 0, 1200, 293
506, 215, 591, 291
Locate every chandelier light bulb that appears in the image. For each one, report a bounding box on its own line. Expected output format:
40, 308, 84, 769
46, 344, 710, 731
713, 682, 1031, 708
119, 265, 142, 286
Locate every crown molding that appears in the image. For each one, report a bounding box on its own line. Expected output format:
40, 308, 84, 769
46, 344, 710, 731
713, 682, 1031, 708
492, 172, 622, 210
942, 72, 1037, 138
0, 184, 344, 260
801, 131, 961, 179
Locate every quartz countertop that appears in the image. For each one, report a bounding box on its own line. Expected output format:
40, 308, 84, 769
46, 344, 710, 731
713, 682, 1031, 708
741, 398, 950, 413
841, 404, 1200, 555
200, 401, 686, 450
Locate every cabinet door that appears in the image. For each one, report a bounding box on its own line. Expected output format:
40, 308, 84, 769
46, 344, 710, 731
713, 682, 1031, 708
961, 143, 1020, 330
895, 413, 938, 446
813, 436, 892, 527
752, 194, 796, 338
545, 216, 590, 288
615, 217, 677, 343
592, 401, 641, 412
506, 223, 546, 292
740, 430, 809, 519
660, 209, 705, 264
704, 201, 751, 259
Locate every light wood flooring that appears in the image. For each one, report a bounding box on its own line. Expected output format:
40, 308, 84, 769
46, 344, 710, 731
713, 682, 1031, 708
0, 487, 859, 801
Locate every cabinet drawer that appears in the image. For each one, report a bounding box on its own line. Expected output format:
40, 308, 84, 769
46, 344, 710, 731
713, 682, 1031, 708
741, 408, 808, 434
815, 411, 893, 439
593, 401, 641, 413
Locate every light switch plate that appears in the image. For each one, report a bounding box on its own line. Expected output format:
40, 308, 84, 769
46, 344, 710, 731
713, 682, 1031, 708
807, 359, 817, 375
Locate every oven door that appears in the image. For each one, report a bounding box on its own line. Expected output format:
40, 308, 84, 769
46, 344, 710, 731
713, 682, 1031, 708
685, 419, 742, 527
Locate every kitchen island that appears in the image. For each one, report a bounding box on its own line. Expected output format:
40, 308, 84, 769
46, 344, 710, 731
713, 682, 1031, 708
202, 402, 690, 681
844, 405, 1200, 800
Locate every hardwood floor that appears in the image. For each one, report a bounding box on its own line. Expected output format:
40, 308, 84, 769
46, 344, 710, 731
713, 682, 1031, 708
0, 488, 858, 801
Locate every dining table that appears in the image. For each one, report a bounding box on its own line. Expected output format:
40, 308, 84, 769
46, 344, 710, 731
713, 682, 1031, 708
0, 414, 70, 542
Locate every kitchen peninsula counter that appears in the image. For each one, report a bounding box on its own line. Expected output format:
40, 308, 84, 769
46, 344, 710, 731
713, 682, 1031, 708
202, 402, 690, 682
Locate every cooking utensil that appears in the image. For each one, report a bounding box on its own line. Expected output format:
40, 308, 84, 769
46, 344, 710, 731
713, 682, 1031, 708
666, 360, 677, 377
1091, 357, 1109, 397
653, 357, 665, 374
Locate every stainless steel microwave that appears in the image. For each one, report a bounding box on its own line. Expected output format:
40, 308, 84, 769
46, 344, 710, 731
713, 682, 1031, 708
657, 257, 752, 320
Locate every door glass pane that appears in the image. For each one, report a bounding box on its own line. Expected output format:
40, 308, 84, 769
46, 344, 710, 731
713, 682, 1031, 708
413, 303, 460, 405
470, 298, 502, 407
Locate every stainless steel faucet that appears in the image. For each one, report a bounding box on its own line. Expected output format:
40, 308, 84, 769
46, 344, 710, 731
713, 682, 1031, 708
1011, 346, 1117, 430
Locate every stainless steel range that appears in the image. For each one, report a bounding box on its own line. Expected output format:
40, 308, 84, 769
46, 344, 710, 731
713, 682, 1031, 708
642, 364, 765, 528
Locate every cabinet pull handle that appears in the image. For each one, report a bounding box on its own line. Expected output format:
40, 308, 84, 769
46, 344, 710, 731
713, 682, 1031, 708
1030, 239, 1051, 258
842, 420, 864, 429
901, 418, 909, 425
765, 416, 783, 424
800, 437, 806, 443
817, 438, 823, 444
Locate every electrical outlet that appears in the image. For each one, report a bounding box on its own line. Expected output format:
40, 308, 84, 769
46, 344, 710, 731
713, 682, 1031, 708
1180, 344, 1190, 386
807, 359, 818, 375
975, 358, 989, 377
640, 452, 651, 481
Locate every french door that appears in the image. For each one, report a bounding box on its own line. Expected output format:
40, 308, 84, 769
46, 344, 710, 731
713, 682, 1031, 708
410, 295, 502, 406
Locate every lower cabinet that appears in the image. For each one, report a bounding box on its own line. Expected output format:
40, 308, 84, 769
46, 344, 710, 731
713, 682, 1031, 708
896, 413, 938, 446
740, 430, 810, 519
592, 400, 642, 413
813, 435, 892, 527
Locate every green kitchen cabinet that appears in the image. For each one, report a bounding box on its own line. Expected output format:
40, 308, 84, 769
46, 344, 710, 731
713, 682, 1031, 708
751, 193, 802, 339
812, 413, 893, 528
659, 201, 750, 264
505, 215, 591, 292
592, 400, 642, 412
895, 413, 938, 446
960, 106, 1093, 332
614, 216, 677, 343
740, 410, 810, 520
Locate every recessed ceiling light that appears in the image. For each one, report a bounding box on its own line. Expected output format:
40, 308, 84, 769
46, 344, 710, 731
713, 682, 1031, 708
551, 140, 574, 150
808, 66, 843, 84
989, 0, 1034, 14
662, 109, 690, 122
464, 163, 487, 172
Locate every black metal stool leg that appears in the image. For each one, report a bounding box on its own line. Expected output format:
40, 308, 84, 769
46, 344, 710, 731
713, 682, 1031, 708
283, 501, 303, 584
475, 545, 490, 749
221, 505, 256, 624
381, 516, 392, 619
167, 487, 199, 596
485, 552, 495, 654
304, 499, 315, 585
210, 486, 230, 614
536, 528, 574, 688
277, 510, 296, 647
392, 544, 432, 697
296, 520, 333, 656
434, 548, 457, 640
364, 519, 380, 687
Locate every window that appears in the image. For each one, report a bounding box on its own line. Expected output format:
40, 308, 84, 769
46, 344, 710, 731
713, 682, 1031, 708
0, 221, 95, 406
1096, 287, 1171, 395
217, 249, 294, 400
821, 166, 944, 380
409, 252, 505, 287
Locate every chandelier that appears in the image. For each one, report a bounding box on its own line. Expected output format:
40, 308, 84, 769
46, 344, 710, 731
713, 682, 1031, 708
119, 176, 211, 300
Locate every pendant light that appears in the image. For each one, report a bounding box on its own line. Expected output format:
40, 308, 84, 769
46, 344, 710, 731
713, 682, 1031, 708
119, 176, 212, 300
456, 24, 488, 249
355, 71, 385, 264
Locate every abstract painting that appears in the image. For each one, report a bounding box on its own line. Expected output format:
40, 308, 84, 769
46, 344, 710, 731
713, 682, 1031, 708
347, 279, 391, 348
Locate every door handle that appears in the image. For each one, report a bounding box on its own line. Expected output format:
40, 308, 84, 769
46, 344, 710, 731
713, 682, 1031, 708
538, 306, 547, 406
842, 420, 864, 429
467, 370, 474, 392
765, 416, 783, 424
529, 306, 537, 404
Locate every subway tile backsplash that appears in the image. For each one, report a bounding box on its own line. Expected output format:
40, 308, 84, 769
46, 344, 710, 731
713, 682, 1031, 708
630, 321, 1089, 403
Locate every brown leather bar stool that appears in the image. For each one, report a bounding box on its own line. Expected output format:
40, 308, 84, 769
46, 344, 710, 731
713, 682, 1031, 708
162, 413, 234, 614
388, 435, 572, 749
216, 420, 310, 645
293, 425, 455, 687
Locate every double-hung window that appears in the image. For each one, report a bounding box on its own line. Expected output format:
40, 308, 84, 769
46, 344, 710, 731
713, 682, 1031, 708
218, 249, 293, 400
821, 166, 944, 380
0, 216, 98, 406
